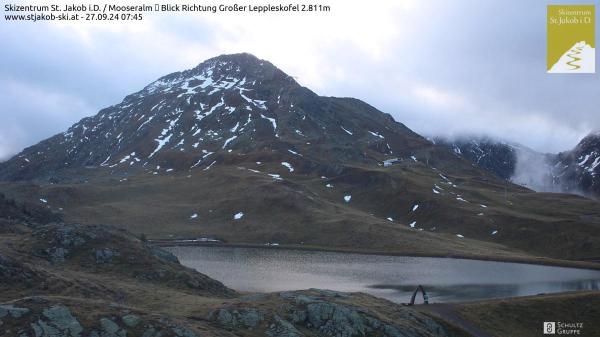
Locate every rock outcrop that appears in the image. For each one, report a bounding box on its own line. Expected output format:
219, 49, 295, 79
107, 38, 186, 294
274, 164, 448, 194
209, 289, 450, 337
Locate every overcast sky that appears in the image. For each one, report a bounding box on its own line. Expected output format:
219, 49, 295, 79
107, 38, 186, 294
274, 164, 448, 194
1, 0, 598, 160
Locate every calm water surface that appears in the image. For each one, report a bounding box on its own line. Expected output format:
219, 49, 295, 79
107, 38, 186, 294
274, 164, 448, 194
167, 246, 600, 303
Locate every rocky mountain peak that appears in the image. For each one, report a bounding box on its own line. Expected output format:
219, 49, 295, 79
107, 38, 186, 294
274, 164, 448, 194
0, 53, 426, 181
130, 52, 298, 101
576, 131, 600, 150
567, 132, 600, 177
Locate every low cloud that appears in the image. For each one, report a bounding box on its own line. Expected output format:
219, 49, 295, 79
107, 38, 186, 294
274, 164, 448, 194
510, 147, 560, 193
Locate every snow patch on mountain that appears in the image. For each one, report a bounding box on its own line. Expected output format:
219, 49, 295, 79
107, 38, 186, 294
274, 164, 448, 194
341, 126, 353, 135
281, 162, 294, 172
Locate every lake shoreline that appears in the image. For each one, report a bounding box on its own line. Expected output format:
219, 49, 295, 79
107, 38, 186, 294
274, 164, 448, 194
154, 240, 600, 271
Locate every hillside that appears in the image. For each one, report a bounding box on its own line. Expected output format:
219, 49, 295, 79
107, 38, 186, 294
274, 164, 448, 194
1, 194, 597, 336
1, 53, 599, 264
434, 137, 518, 180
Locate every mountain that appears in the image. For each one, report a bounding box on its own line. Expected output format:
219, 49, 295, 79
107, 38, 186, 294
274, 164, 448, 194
433, 136, 518, 180
553, 132, 600, 196
0, 53, 429, 181
1, 53, 600, 264
437, 134, 600, 198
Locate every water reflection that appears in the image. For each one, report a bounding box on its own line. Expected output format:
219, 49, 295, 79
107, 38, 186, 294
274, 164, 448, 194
167, 246, 600, 303
370, 279, 600, 302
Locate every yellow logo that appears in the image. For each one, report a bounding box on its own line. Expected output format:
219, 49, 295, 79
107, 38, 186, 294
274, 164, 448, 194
547, 5, 595, 73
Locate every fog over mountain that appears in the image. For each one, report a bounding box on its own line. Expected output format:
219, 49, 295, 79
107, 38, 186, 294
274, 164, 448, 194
437, 132, 600, 198
511, 147, 562, 193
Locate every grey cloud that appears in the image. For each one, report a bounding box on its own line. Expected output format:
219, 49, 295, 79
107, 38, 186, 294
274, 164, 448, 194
325, 0, 599, 153
511, 147, 563, 193
0, 19, 222, 160
0, 0, 598, 161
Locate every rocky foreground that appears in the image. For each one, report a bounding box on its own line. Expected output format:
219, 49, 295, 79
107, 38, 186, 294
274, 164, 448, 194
0, 193, 467, 337
2, 196, 599, 337
0, 290, 460, 337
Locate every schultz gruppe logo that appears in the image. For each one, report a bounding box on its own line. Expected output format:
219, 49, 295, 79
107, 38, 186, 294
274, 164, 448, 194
544, 321, 584, 335
544, 322, 556, 334
547, 5, 595, 73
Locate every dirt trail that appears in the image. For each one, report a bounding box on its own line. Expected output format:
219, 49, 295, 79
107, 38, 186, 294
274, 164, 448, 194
417, 303, 494, 337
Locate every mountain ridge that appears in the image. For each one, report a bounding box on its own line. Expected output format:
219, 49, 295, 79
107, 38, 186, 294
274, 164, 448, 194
436, 132, 600, 198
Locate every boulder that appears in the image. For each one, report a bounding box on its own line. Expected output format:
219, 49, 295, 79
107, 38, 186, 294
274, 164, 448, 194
30, 305, 83, 337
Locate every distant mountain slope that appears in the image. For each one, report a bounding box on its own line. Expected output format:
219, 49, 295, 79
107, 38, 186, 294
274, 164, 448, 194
554, 132, 600, 196
434, 137, 518, 180
1, 53, 599, 263
436, 134, 600, 198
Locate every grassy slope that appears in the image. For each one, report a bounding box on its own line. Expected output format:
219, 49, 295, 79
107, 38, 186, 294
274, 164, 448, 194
454, 292, 600, 337
1, 156, 599, 266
